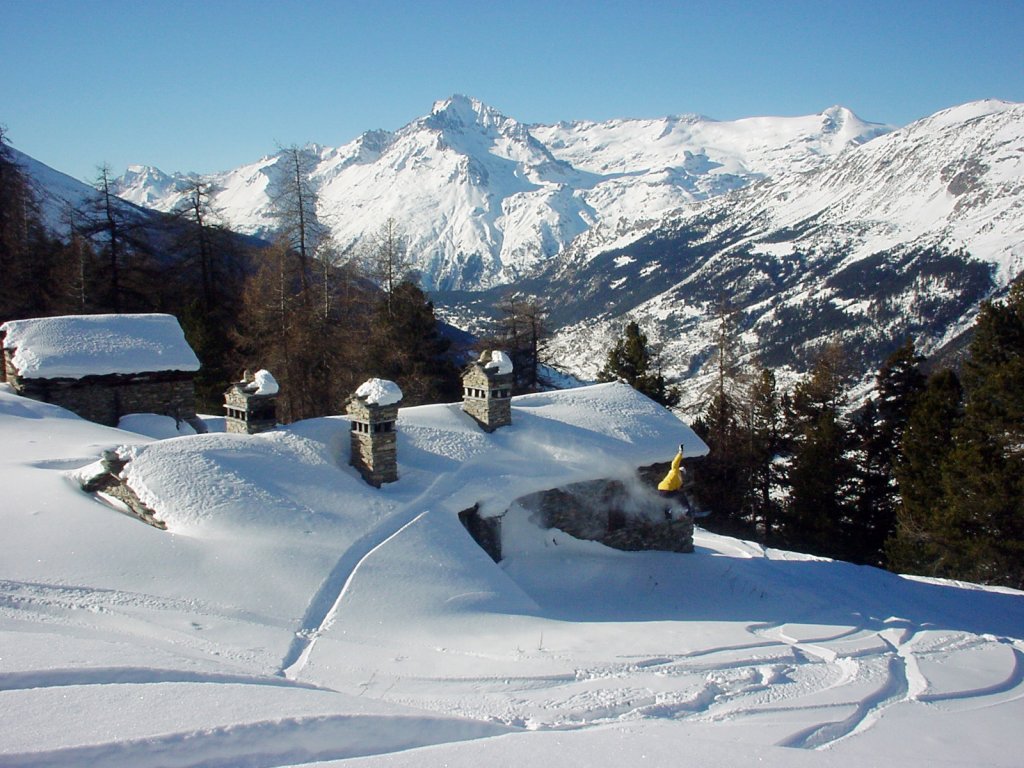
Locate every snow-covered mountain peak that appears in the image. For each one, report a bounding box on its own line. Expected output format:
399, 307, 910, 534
123, 163, 165, 178
431, 93, 491, 120
814, 105, 891, 152
535, 98, 1024, 399
916, 98, 1022, 130
104, 96, 899, 289
423, 94, 531, 144
112, 164, 189, 208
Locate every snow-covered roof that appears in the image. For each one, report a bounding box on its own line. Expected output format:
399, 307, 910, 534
0, 314, 201, 379
354, 378, 403, 406
120, 381, 707, 532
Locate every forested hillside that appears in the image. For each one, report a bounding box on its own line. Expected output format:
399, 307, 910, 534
0, 132, 498, 419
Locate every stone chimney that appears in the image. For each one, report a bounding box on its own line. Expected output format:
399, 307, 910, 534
346, 378, 403, 487
462, 350, 513, 432
224, 369, 279, 434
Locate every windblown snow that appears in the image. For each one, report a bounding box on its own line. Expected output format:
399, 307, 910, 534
1, 379, 1022, 767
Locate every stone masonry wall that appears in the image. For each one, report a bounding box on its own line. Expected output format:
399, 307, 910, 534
462, 364, 512, 431
517, 478, 694, 554
347, 401, 400, 487
350, 429, 398, 486
12, 373, 196, 427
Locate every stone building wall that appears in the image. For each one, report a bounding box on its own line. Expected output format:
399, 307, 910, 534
223, 386, 277, 434
2, 349, 16, 382
458, 505, 503, 563
516, 478, 694, 554
10, 372, 196, 427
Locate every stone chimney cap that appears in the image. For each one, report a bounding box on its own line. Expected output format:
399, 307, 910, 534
354, 378, 403, 406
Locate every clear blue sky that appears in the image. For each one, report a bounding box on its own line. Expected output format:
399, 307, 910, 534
3, 0, 1023, 182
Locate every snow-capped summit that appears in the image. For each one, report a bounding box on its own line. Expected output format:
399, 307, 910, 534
114, 164, 190, 209
429, 94, 503, 130
106, 97, 891, 290
538, 98, 1024, 399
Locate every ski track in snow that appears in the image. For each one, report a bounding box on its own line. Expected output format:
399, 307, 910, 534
0, 713, 506, 768
278, 463, 483, 679
5, 509, 1023, 760
278, 510, 429, 679
0, 666, 326, 694
5, 385, 1024, 765
376, 615, 1024, 750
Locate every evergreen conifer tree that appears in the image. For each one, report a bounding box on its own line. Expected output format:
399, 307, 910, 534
848, 341, 926, 565
597, 321, 680, 407
939, 283, 1024, 587
782, 343, 855, 559
365, 281, 460, 406
887, 368, 963, 574
743, 367, 784, 543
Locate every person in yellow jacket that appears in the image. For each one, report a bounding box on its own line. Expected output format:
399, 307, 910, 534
658, 444, 690, 518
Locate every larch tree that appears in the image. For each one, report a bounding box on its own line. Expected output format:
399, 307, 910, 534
363, 217, 411, 318
269, 145, 324, 294
492, 292, 550, 393
76, 164, 160, 313
169, 177, 249, 410
691, 299, 749, 529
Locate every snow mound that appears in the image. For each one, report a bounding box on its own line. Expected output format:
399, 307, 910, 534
119, 382, 704, 535
484, 350, 514, 375
0, 314, 200, 379
354, 378, 403, 406
3, 382, 1024, 767
245, 369, 279, 396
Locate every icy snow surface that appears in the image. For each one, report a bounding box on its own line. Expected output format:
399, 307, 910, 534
117, 413, 197, 439
0, 313, 201, 379
354, 378, 403, 406
1, 382, 1022, 767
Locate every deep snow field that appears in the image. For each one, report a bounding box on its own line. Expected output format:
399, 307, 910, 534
1, 381, 1023, 767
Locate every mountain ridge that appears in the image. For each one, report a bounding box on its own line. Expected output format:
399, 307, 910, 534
110, 95, 892, 290
522, 99, 1024, 400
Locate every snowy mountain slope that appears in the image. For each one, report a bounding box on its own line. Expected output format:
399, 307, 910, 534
111, 96, 889, 290
12, 147, 149, 232
516, 100, 1024, 401
2, 383, 1024, 767
531, 105, 889, 182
